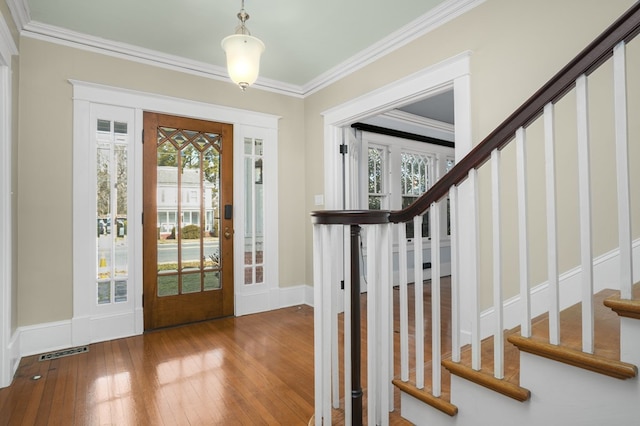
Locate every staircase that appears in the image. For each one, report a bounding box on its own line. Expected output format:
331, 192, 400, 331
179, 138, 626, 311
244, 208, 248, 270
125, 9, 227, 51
311, 3, 640, 425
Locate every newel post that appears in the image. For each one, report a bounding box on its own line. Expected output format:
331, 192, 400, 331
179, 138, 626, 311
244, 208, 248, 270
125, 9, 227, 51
350, 224, 363, 426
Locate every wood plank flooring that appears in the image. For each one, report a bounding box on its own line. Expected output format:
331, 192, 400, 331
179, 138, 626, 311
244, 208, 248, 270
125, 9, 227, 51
0, 306, 317, 426
0, 279, 453, 425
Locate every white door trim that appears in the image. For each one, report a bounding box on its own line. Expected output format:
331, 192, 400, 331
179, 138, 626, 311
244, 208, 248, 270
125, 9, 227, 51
320, 52, 474, 338
70, 80, 280, 344
321, 51, 473, 210
0, 12, 18, 388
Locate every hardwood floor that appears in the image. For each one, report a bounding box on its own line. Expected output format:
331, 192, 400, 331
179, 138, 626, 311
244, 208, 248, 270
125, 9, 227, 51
0, 279, 454, 425
0, 306, 317, 425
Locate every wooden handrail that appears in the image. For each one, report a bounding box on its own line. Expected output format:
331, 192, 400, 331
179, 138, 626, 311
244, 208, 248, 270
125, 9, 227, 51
310, 5, 640, 425
311, 1, 640, 225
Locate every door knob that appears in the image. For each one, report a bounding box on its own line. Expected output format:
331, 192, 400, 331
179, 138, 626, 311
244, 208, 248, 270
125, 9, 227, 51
224, 227, 232, 239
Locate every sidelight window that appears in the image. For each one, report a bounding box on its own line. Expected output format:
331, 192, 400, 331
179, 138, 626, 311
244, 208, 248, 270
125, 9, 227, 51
244, 137, 264, 285
96, 119, 129, 304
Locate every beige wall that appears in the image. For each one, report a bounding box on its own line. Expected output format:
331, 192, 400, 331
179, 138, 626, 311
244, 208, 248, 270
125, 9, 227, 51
13, 0, 640, 327
303, 0, 638, 297
16, 37, 306, 326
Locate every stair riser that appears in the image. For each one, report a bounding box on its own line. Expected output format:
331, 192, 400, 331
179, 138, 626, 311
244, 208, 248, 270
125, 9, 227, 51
400, 349, 640, 426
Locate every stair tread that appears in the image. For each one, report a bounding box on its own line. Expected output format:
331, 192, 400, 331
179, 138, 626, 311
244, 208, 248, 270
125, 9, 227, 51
445, 287, 632, 396
392, 372, 458, 417
603, 282, 640, 320
528, 288, 620, 360
507, 334, 637, 379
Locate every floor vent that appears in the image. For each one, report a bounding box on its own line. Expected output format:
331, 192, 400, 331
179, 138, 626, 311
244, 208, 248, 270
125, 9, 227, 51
38, 346, 89, 361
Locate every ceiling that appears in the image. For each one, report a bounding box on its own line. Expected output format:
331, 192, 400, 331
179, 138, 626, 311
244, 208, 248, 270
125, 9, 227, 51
13, 0, 462, 127
22, 0, 449, 88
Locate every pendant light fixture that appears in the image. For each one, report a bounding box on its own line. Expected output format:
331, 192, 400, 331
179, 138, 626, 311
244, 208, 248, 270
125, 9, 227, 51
221, 0, 265, 91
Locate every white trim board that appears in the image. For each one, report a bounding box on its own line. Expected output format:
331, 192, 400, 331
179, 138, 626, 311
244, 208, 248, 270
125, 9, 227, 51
460, 238, 640, 345
70, 80, 281, 348
320, 52, 474, 334
0, 11, 18, 388
8, 0, 484, 97
14, 285, 314, 359
236, 285, 312, 316
321, 51, 472, 209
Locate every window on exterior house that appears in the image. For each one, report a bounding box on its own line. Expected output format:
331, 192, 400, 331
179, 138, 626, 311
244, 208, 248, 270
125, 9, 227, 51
363, 132, 454, 240
368, 146, 387, 210
401, 151, 433, 238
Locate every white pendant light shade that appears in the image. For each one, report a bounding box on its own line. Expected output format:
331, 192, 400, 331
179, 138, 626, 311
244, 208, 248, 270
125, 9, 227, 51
221, 34, 265, 91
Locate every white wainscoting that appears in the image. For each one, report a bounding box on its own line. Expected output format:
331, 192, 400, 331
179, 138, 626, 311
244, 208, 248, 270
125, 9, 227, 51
462, 238, 640, 345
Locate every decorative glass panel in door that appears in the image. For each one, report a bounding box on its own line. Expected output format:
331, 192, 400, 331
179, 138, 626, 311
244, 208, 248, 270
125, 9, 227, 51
143, 112, 234, 330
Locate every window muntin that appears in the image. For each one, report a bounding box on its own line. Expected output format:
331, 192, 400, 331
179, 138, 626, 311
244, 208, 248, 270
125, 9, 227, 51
155, 126, 222, 297
363, 134, 454, 239
96, 120, 129, 304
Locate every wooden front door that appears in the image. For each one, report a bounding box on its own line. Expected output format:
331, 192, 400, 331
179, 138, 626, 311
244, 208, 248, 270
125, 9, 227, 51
143, 112, 234, 330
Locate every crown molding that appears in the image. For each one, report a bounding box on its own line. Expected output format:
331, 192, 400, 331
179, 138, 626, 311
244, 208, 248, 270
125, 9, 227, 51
302, 0, 485, 96
5, 0, 29, 32
21, 20, 306, 98
10, 0, 483, 99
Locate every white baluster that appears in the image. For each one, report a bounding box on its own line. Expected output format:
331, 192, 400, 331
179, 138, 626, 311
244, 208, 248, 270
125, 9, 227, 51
449, 186, 461, 363
366, 225, 379, 425
544, 103, 560, 345
469, 169, 481, 370
398, 223, 409, 381
614, 41, 633, 300
331, 225, 340, 409
414, 215, 425, 387
380, 223, 392, 423
576, 74, 594, 353
491, 149, 504, 379
431, 202, 442, 396
312, 224, 323, 426
516, 127, 531, 338
343, 225, 352, 425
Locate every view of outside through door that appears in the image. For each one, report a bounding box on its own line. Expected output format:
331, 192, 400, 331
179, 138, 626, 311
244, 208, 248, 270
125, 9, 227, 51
96, 119, 129, 305
244, 137, 264, 286
155, 127, 221, 295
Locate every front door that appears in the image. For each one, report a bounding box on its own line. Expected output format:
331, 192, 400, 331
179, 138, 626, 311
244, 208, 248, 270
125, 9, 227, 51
143, 112, 234, 330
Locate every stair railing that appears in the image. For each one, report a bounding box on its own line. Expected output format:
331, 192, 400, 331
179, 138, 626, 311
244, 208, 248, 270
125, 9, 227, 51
311, 2, 640, 425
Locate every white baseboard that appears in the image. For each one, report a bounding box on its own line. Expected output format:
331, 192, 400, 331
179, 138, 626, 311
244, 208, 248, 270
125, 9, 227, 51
8, 330, 19, 384
18, 320, 72, 357
11, 285, 313, 369
462, 239, 640, 344
235, 284, 312, 316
